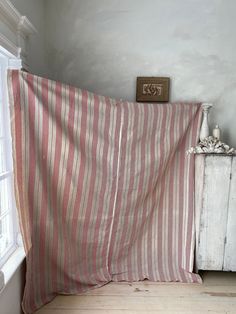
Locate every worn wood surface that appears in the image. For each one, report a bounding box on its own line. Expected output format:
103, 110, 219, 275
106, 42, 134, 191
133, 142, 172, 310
224, 157, 236, 271
197, 155, 232, 270
35, 272, 236, 314
194, 154, 205, 272
196, 155, 236, 271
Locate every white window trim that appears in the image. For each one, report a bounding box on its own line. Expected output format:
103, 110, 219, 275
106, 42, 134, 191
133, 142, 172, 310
0, 33, 20, 59
0, 0, 36, 292
0, 46, 24, 293
0, 0, 36, 68
0, 246, 25, 290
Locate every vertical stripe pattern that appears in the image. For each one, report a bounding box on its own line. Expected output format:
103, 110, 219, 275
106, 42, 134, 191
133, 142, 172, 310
8, 70, 202, 314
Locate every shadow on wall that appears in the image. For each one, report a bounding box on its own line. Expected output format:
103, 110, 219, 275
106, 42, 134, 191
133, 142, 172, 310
43, 0, 236, 147
0, 261, 25, 314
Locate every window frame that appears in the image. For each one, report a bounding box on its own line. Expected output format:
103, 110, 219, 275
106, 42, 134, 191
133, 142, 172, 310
0, 46, 22, 270
0, 0, 36, 291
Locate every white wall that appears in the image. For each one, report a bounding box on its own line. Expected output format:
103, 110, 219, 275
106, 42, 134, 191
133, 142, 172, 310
11, 0, 47, 76
0, 263, 25, 314
45, 0, 236, 147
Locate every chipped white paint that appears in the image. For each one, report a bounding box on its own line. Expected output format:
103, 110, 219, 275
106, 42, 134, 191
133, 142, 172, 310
224, 157, 236, 271
196, 155, 236, 271
194, 155, 205, 272
45, 0, 236, 147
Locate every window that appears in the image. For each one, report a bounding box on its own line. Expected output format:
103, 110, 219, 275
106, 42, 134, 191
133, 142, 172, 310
0, 46, 21, 269
0, 0, 35, 288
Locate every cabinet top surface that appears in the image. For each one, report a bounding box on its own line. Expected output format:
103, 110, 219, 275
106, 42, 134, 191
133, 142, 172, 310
195, 154, 236, 158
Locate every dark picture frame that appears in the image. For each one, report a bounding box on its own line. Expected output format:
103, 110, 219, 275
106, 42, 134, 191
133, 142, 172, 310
136, 77, 170, 102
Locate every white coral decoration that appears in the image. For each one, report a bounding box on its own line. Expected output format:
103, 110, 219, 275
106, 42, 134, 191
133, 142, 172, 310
187, 136, 236, 155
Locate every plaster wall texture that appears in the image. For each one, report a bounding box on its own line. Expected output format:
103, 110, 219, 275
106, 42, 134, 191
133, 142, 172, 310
45, 0, 236, 146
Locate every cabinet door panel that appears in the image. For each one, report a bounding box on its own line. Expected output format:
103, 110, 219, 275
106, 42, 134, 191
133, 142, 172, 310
195, 154, 205, 271
197, 156, 231, 270
224, 157, 236, 271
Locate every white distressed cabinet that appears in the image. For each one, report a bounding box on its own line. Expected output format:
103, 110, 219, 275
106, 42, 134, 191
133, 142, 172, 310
195, 155, 236, 271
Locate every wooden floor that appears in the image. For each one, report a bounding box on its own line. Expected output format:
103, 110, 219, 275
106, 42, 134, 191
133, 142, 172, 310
36, 272, 236, 314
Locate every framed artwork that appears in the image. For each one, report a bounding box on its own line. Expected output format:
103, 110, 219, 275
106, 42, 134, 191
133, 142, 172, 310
136, 77, 170, 102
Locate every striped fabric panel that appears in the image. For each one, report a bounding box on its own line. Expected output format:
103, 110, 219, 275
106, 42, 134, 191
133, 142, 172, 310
8, 70, 202, 314
110, 101, 202, 283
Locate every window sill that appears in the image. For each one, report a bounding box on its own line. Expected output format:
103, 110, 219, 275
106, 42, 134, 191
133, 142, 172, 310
0, 246, 25, 293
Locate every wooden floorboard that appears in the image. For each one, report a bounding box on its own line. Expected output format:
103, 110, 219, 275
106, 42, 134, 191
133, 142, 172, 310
36, 272, 236, 314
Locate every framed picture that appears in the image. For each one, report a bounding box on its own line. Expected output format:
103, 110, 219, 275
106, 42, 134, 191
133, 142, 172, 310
136, 77, 170, 102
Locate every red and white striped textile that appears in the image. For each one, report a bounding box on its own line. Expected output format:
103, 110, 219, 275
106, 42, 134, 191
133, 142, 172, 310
8, 70, 202, 314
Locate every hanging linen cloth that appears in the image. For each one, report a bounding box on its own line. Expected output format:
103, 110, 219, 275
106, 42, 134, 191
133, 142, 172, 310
8, 70, 202, 314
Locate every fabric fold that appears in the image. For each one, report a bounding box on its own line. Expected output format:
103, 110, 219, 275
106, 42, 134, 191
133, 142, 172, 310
8, 70, 202, 314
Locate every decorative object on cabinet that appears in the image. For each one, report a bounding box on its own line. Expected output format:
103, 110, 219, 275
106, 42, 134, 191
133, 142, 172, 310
136, 77, 170, 102
195, 155, 236, 271
187, 103, 235, 155
199, 103, 212, 141
187, 136, 236, 155
212, 125, 221, 140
